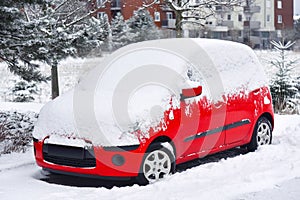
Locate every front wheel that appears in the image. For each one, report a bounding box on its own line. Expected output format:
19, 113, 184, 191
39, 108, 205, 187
247, 117, 272, 152
137, 143, 175, 185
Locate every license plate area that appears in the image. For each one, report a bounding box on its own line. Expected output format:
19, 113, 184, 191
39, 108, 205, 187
44, 144, 84, 159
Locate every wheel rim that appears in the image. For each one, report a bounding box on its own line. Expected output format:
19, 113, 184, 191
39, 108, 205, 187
143, 150, 171, 183
256, 122, 271, 146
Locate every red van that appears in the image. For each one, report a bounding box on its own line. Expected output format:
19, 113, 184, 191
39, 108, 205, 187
33, 39, 274, 184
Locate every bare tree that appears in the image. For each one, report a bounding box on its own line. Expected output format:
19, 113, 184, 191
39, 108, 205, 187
142, 0, 243, 37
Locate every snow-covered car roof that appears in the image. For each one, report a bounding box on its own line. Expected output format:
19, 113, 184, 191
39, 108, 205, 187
33, 38, 267, 146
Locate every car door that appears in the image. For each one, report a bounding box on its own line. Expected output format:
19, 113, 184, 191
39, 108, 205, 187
177, 94, 226, 158
225, 90, 255, 145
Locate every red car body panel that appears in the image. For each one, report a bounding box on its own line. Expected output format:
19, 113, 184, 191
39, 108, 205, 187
34, 86, 274, 178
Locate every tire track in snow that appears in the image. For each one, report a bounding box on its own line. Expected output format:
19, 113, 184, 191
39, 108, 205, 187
0, 162, 35, 173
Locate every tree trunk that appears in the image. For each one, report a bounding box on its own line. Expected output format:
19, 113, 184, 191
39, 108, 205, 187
51, 65, 59, 99
175, 11, 183, 38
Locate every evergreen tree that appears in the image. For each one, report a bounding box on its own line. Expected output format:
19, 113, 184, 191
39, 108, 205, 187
10, 80, 38, 102
23, 1, 105, 99
127, 9, 160, 43
1, 0, 109, 99
269, 40, 299, 114
98, 13, 113, 52
0, 0, 48, 82
111, 12, 130, 50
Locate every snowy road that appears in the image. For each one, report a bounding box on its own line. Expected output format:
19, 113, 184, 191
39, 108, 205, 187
0, 115, 300, 200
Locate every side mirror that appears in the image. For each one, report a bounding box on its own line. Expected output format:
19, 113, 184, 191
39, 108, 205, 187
181, 86, 202, 101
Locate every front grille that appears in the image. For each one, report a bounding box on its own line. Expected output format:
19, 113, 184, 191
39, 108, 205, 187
43, 144, 96, 168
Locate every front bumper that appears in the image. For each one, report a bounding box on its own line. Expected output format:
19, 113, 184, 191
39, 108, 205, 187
33, 138, 145, 178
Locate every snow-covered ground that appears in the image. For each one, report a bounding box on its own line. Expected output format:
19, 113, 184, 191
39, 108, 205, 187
0, 114, 299, 200
0, 102, 43, 113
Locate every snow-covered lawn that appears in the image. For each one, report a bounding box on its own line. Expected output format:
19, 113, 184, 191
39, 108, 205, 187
0, 114, 299, 200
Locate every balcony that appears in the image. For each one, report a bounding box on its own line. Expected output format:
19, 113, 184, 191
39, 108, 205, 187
244, 6, 261, 13
162, 19, 176, 29
244, 21, 261, 29
111, 0, 121, 10
215, 5, 231, 12
221, 20, 234, 28
210, 26, 228, 32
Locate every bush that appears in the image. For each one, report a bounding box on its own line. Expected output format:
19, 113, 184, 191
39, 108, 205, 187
0, 111, 38, 155
10, 80, 39, 102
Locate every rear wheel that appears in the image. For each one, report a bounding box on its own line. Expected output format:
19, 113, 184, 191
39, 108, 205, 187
137, 143, 175, 185
247, 117, 272, 152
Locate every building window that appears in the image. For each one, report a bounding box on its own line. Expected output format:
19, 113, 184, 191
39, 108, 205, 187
154, 12, 160, 22
238, 31, 242, 37
227, 14, 231, 20
215, 6, 222, 11
111, 0, 121, 8
238, 14, 242, 22
97, 0, 105, 7
98, 12, 107, 19
261, 32, 270, 38
166, 12, 173, 19
277, 0, 282, 9
277, 15, 282, 23
266, 0, 271, 8
267, 15, 270, 22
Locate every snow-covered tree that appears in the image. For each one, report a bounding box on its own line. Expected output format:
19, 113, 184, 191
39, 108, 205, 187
127, 9, 160, 43
23, 0, 109, 99
111, 12, 130, 50
10, 80, 38, 102
0, 0, 48, 83
1, 0, 111, 99
97, 13, 113, 52
269, 40, 299, 114
142, 0, 242, 37
0, 111, 38, 154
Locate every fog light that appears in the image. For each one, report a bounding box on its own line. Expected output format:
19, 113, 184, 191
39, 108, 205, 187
112, 154, 125, 166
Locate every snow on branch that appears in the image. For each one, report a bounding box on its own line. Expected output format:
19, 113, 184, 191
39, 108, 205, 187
270, 40, 296, 51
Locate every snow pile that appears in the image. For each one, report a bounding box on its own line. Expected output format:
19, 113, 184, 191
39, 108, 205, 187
33, 39, 268, 147
33, 90, 77, 140
0, 111, 38, 155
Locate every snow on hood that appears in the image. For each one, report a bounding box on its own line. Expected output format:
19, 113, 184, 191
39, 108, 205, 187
33, 38, 267, 147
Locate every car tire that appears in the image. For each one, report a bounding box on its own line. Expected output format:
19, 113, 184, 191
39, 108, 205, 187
247, 117, 272, 152
137, 143, 175, 185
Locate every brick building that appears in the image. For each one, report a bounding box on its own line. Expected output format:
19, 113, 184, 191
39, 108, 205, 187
274, 0, 294, 30
92, 0, 176, 29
